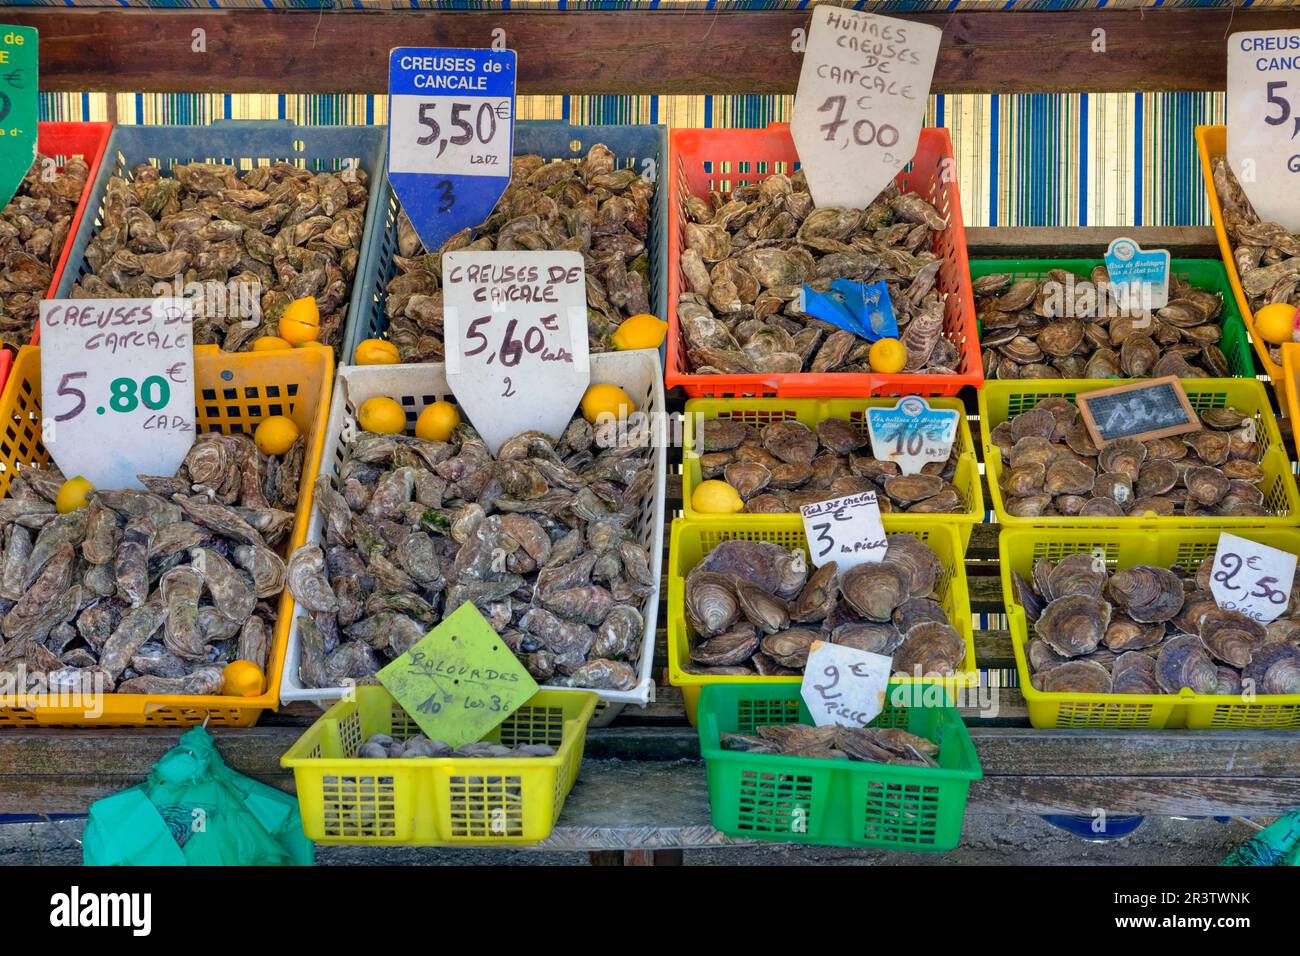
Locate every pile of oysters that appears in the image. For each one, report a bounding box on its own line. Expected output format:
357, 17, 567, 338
0, 432, 302, 696
696, 415, 963, 515
290, 413, 654, 693
976, 269, 1233, 380
721, 723, 939, 766
72, 160, 370, 354
383, 145, 654, 361
684, 534, 966, 679
356, 731, 554, 759
1016, 551, 1300, 696
1, 153, 92, 341
1210, 156, 1300, 368
989, 396, 1269, 519
677, 173, 960, 377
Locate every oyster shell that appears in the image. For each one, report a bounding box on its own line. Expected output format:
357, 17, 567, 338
1036, 594, 1110, 657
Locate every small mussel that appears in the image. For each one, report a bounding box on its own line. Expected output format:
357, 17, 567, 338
684, 533, 966, 680
698, 415, 965, 516
991, 396, 1269, 519
1018, 550, 1300, 697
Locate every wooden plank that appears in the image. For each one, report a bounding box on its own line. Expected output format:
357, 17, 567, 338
970, 777, 1300, 817
4, 8, 1290, 96
966, 226, 1221, 259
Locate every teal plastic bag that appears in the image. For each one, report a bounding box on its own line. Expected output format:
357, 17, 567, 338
1220, 811, 1300, 866
83, 726, 313, 866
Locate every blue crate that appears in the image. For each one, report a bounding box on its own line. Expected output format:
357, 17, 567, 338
345, 121, 669, 364
54, 120, 388, 357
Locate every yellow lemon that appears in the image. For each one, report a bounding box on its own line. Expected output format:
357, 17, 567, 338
295, 340, 329, 349
279, 296, 321, 345
868, 337, 908, 374
358, 396, 407, 434
251, 335, 293, 352
580, 384, 636, 424
415, 401, 460, 442
1253, 302, 1298, 346
692, 479, 744, 514
55, 476, 94, 514
612, 313, 668, 351
254, 415, 301, 456
222, 660, 265, 698
354, 338, 401, 365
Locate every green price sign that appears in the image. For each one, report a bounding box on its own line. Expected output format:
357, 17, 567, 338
0, 26, 37, 210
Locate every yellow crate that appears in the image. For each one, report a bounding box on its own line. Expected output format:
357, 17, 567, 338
666, 516, 978, 727
1283, 343, 1300, 461
1001, 526, 1300, 729
1195, 125, 1284, 405
281, 686, 597, 846
681, 396, 983, 550
0, 344, 332, 727
979, 377, 1300, 529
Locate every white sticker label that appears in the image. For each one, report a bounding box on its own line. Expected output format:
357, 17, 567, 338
1210, 532, 1297, 624
864, 396, 960, 475
790, 7, 941, 209
801, 640, 891, 728
1228, 29, 1300, 233
799, 491, 887, 570
442, 251, 591, 456
39, 298, 195, 489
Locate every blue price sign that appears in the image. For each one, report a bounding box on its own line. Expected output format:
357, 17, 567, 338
388, 47, 516, 252
1104, 237, 1170, 311
864, 396, 960, 475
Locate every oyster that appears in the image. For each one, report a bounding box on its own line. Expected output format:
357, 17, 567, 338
1156, 634, 1218, 694
382, 145, 653, 360
72, 160, 369, 356
1036, 594, 1110, 657
0, 153, 92, 341
977, 267, 1230, 380
679, 170, 958, 378
722, 722, 941, 767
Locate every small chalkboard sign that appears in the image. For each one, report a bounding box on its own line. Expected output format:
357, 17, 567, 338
1076, 376, 1200, 448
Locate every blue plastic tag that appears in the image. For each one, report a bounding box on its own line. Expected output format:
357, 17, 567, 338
864, 396, 960, 475
388, 48, 516, 253
1104, 237, 1170, 311
800, 280, 898, 341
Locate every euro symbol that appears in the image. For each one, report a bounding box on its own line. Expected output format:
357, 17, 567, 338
164, 362, 189, 384
2, 70, 22, 89
493, 100, 511, 121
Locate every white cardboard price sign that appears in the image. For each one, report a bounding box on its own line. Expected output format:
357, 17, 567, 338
801, 640, 891, 728
39, 298, 195, 489
799, 491, 887, 570
443, 250, 590, 455
1210, 532, 1297, 624
864, 396, 959, 475
791, 7, 941, 209
1228, 29, 1300, 232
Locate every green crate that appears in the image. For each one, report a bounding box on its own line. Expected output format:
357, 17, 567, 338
697, 684, 982, 852
970, 258, 1257, 380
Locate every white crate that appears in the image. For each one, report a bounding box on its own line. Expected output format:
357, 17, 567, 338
280, 350, 665, 725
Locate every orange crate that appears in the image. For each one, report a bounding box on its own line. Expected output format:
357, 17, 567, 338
665, 123, 980, 398
0, 344, 332, 727
27, 122, 114, 347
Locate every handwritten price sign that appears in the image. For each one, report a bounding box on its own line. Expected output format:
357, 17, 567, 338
801, 640, 891, 728
39, 298, 194, 489
799, 490, 887, 571
443, 250, 590, 455
0, 26, 36, 209
1228, 29, 1300, 232
1210, 532, 1297, 624
865, 396, 959, 475
388, 47, 516, 252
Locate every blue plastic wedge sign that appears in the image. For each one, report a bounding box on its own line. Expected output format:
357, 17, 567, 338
388, 48, 516, 252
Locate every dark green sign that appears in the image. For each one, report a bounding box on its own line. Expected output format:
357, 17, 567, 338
0, 26, 37, 209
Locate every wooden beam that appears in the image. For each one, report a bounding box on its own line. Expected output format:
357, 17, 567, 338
4, 8, 1287, 96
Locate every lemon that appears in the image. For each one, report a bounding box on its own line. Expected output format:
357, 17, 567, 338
55, 476, 94, 514
580, 384, 636, 424
354, 338, 401, 365
868, 337, 908, 374
612, 313, 668, 351
295, 340, 329, 349
221, 659, 265, 697
254, 415, 301, 456
692, 479, 744, 514
358, 396, 407, 434
279, 296, 321, 345
415, 401, 460, 442
251, 335, 292, 352
1253, 302, 1297, 346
